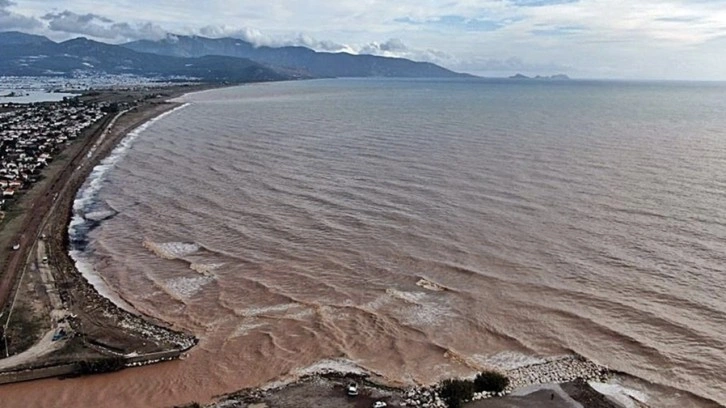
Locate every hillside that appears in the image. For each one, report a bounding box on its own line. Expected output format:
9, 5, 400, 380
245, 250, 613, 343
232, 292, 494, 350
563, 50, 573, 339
125, 34, 470, 78
0, 31, 293, 82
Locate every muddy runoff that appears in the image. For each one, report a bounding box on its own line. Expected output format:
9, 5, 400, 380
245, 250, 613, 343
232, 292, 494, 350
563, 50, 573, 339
0, 91, 202, 383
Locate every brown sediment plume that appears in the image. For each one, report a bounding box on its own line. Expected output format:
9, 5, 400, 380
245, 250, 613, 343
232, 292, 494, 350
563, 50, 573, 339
0, 85, 218, 383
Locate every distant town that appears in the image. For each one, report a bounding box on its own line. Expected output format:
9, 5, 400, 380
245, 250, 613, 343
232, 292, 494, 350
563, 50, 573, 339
0, 74, 196, 94
0, 74, 192, 222
0, 98, 102, 215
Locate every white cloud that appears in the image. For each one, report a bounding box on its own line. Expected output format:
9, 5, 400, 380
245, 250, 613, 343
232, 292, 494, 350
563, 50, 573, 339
5, 0, 726, 79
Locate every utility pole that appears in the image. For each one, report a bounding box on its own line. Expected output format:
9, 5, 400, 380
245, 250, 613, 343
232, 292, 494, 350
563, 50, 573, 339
1, 312, 8, 358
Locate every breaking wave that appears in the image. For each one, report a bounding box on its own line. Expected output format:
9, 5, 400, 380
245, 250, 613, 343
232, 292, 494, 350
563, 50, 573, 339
47, 80, 726, 408
68, 103, 190, 310
163, 276, 215, 301
143, 240, 201, 260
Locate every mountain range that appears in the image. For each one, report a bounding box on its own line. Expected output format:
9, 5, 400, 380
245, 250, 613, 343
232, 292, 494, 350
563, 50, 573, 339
0, 31, 469, 82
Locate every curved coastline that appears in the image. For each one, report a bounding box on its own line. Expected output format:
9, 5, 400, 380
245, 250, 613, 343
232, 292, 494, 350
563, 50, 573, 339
69, 102, 191, 313
0, 86, 212, 388
7, 83, 718, 408
47, 98, 201, 339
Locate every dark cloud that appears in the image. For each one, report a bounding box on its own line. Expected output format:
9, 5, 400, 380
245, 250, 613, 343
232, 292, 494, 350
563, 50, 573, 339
42, 11, 113, 24
379, 38, 408, 52
41, 10, 166, 41
0, 0, 43, 29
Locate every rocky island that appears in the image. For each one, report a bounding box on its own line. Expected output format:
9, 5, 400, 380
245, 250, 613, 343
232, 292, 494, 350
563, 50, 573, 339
508, 73, 571, 80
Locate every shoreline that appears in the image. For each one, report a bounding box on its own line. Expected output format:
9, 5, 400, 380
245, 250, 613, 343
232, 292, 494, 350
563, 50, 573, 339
0, 84, 218, 383
199, 355, 632, 408
0, 82, 717, 408
68, 102, 192, 314
0, 83, 623, 405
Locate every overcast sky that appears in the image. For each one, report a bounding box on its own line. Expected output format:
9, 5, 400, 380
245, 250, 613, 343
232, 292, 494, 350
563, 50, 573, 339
2, 0, 726, 80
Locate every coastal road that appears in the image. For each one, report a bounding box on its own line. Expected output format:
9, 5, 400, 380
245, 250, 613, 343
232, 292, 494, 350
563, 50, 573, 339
0, 112, 115, 313
0, 102, 183, 370
0, 112, 121, 363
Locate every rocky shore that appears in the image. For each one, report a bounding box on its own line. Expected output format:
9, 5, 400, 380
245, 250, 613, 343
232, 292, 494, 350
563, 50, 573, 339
204, 354, 627, 408
505, 355, 610, 391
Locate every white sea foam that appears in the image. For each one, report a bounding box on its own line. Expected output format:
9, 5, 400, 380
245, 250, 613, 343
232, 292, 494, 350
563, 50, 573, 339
190, 262, 224, 276
143, 240, 201, 260
230, 304, 314, 338
232, 320, 268, 337
589, 382, 649, 408
164, 276, 214, 300
69, 103, 191, 310
84, 209, 117, 222
283, 308, 315, 320
239, 303, 300, 317
386, 288, 427, 304
366, 289, 450, 327
402, 303, 452, 327
416, 278, 447, 292
470, 352, 548, 371
293, 358, 367, 378
362, 294, 389, 311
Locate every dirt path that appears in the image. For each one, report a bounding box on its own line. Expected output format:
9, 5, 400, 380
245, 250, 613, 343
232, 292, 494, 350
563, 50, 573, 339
0, 113, 115, 311
0, 85, 211, 382
37, 240, 63, 312
0, 329, 66, 371
0, 223, 73, 369
0, 106, 159, 368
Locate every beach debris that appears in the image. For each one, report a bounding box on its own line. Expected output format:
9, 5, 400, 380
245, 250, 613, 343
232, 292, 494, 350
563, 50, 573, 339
347, 381, 359, 396
208, 354, 613, 408
416, 278, 447, 292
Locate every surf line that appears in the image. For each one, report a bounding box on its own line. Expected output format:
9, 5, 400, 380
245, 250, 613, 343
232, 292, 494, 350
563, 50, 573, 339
69, 102, 191, 312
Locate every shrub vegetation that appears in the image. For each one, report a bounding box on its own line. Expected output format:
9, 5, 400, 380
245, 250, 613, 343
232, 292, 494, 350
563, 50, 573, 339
439, 378, 475, 408
75, 357, 126, 375
474, 370, 510, 393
